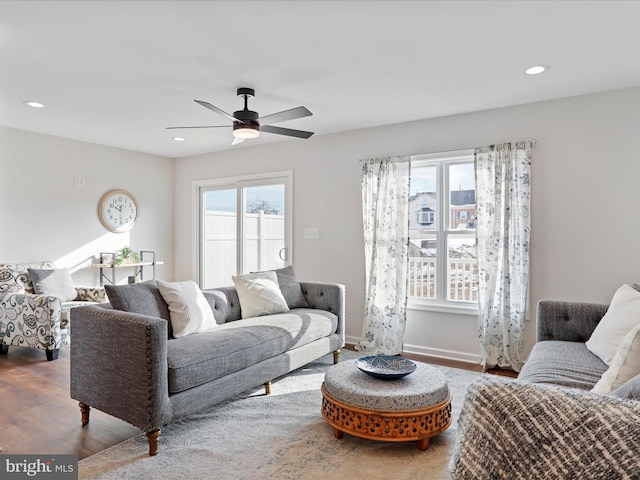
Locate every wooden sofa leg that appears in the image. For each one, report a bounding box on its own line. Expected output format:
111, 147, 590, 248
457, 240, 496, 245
0, 345, 8, 355
333, 349, 341, 364
79, 403, 91, 426
46, 348, 59, 361
264, 381, 271, 395
146, 428, 161, 456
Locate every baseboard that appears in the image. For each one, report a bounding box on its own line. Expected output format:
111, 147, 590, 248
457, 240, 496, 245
345, 335, 481, 366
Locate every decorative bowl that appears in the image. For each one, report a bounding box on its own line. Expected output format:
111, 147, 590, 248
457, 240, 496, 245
355, 355, 417, 380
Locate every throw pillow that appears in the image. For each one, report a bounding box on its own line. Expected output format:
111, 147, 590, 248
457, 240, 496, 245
105, 280, 170, 316
592, 324, 640, 394
28, 267, 78, 302
586, 284, 640, 365
0, 261, 57, 294
611, 373, 640, 401
271, 265, 309, 309
157, 280, 217, 338
232, 271, 289, 319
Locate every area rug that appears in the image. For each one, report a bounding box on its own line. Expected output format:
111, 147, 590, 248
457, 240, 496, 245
79, 350, 483, 480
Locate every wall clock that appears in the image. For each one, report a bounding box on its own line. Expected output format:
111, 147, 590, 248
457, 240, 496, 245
98, 189, 139, 233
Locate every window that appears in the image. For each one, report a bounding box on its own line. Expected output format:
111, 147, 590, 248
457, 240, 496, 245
417, 208, 435, 225
408, 150, 477, 313
195, 172, 292, 289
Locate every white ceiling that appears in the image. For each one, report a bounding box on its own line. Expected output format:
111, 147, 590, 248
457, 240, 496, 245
2, 0, 640, 159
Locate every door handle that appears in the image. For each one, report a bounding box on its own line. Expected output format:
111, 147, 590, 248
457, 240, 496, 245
279, 248, 287, 261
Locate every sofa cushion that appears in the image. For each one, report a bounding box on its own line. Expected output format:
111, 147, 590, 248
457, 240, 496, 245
518, 341, 608, 390
271, 266, 309, 309
28, 268, 78, 302
0, 261, 56, 294
166, 308, 338, 394
232, 271, 289, 319
105, 281, 173, 337
586, 284, 640, 365
592, 324, 640, 394
157, 280, 218, 338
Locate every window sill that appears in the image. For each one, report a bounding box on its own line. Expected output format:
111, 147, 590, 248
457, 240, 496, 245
407, 299, 478, 316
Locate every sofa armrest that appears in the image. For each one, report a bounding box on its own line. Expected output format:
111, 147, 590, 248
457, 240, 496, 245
450, 376, 640, 479
70, 305, 172, 431
536, 300, 608, 342
75, 286, 107, 303
300, 282, 345, 341
0, 293, 62, 350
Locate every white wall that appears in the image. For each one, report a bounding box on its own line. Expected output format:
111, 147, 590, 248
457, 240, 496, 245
174, 86, 640, 365
0, 126, 175, 286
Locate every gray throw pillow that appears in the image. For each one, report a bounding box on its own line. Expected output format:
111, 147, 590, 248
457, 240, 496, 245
272, 265, 309, 309
105, 281, 172, 337
28, 268, 78, 302
611, 373, 640, 401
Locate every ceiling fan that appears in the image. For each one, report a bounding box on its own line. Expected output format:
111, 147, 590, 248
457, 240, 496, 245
167, 87, 314, 145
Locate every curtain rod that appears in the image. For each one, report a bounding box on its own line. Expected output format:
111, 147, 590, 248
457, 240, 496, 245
358, 139, 537, 161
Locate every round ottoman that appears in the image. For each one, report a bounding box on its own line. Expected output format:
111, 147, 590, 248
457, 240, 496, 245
321, 359, 451, 450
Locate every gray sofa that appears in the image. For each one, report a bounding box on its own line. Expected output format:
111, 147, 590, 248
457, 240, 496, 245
70, 280, 345, 456
450, 300, 640, 479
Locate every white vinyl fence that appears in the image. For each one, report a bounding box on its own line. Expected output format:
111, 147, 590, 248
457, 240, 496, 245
202, 210, 285, 288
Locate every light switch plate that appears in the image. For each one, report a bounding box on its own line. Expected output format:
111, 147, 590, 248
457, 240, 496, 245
304, 228, 320, 240
74, 176, 86, 188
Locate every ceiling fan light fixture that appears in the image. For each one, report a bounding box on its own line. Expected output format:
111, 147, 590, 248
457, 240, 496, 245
233, 125, 260, 139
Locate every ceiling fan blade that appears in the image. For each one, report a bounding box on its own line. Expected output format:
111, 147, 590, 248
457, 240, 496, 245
260, 125, 314, 139
194, 100, 244, 124
259, 106, 312, 126
166, 125, 230, 129
232, 136, 245, 146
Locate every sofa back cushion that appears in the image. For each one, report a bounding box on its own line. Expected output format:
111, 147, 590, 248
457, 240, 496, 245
105, 280, 173, 337
0, 261, 56, 294
271, 266, 309, 309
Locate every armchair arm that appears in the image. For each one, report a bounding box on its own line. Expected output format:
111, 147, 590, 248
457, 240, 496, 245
70, 305, 172, 431
450, 377, 640, 479
75, 286, 107, 303
536, 300, 609, 342
300, 282, 345, 341
0, 293, 62, 350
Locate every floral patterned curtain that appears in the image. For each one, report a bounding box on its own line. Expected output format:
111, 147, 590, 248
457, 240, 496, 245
475, 142, 532, 371
356, 156, 411, 355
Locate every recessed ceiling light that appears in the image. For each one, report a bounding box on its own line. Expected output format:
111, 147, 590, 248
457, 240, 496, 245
173, 137, 186, 142
525, 65, 550, 75
23, 101, 45, 108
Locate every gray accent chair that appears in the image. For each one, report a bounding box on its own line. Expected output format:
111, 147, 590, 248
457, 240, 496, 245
450, 300, 640, 479
70, 281, 345, 455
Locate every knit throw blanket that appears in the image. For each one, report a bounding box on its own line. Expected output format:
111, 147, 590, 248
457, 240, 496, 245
449, 377, 640, 480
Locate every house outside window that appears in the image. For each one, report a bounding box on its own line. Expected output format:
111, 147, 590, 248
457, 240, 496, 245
408, 150, 478, 314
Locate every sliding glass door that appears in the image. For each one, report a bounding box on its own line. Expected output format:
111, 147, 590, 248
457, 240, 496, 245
198, 172, 292, 289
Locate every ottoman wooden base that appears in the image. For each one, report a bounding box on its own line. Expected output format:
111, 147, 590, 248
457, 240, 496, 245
321, 383, 452, 450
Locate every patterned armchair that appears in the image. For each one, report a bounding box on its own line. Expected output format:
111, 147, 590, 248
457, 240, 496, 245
0, 261, 106, 361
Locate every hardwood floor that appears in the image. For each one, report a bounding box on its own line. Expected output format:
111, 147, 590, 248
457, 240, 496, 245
0, 343, 516, 459
0, 344, 139, 459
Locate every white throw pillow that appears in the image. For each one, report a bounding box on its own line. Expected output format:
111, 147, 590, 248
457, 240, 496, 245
586, 284, 640, 365
592, 324, 640, 394
156, 280, 217, 338
232, 271, 289, 319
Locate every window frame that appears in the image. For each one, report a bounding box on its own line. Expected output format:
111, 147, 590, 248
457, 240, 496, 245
408, 149, 478, 316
